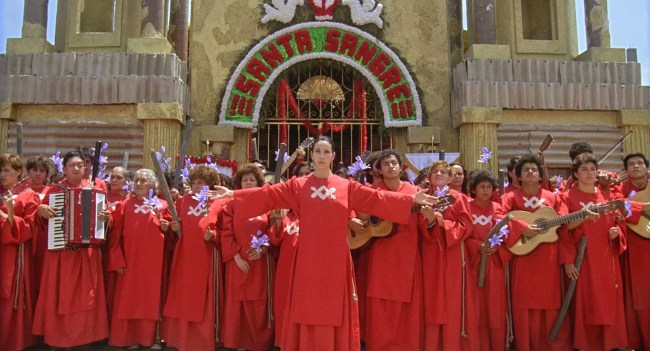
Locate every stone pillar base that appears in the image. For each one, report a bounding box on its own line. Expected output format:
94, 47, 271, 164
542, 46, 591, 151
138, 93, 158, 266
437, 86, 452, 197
465, 44, 511, 60
453, 107, 503, 171
137, 103, 184, 169
127, 37, 173, 54
575, 47, 626, 63
6, 38, 54, 54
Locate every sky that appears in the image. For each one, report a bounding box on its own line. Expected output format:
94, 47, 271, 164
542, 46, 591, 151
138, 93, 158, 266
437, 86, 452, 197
0, 0, 648, 84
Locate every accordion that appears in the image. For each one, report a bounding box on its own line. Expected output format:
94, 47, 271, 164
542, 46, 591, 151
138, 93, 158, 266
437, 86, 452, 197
47, 185, 107, 250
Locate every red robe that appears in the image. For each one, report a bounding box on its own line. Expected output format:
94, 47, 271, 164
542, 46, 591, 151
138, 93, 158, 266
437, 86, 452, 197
467, 200, 510, 351
107, 196, 171, 347
103, 191, 126, 324
425, 189, 478, 351
560, 188, 628, 350
0, 186, 39, 351
500, 188, 571, 351
268, 210, 300, 348
221, 200, 274, 351
232, 175, 414, 351
365, 182, 425, 351
32, 179, 109, 347
616, 181, 650, 349
29, 184, 48, 304
162, 195, 222, 351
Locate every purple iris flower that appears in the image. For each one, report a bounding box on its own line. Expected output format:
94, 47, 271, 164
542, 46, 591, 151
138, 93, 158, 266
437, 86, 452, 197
122, 180, 134, 193
435, 185, 449, 197
143, 188, 163, 211
274, 150, 289, 163
156, 146, 172, 172
250, 230, 270, 253
50, 151, 63, 173
478, 147, 492, 164
348, 155, 370, 176
629, 190, 638, 199
192, 186, 210, 209
624, 200, 633, 219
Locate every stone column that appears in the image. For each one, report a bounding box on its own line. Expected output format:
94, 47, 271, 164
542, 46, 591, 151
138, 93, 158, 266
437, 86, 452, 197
168, 0, 189, 61
6, 0, 53, 54
448, 0, 463, 67
137, 103, 184, 169
584, 0, 610, 48
620, 110, 650, 158
473, 0, 496, 44
453, 107, 502, 172
127, 0, 172, 54
0, 104, 17, 154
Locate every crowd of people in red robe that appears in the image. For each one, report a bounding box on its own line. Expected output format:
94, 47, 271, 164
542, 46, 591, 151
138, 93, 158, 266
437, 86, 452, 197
1, 137, 649, 351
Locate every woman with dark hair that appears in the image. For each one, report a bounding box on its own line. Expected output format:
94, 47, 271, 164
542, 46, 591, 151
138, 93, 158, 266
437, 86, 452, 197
107, 169, 171, 349
213, 136, 436, 351
220, 164, 274, 351
561, 152, 627, 350
33, 150, 110, 348
163, 164, 224, 351
449, 162, 469, 196
0, 153, 39, 351
466, 170, 510, 351
25, 156, 52, 200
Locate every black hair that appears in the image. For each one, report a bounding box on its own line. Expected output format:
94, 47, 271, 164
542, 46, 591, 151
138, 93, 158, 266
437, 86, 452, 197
449, 162, 469, 194
506, 156, 520, 183
571, 152, 598, 176
292, 161, 313, 177
569, 142, 593, 161
623, 152, 649, 169
514, 154, 544, 180
314, 136, 336, 150
62, 150, 85, 168
469, 170, 498, 198
374, 150, 403, 172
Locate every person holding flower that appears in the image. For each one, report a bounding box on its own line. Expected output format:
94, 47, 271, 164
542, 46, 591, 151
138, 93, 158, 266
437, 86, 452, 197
220, 164, 274, 351
107, 169, 171, 349
465, 170, 511, 351
422, 160, 477, 351
212, 137, 438, 351
162, 164, 223, 351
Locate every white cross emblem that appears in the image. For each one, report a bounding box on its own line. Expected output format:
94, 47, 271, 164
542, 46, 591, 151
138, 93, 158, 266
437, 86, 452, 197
472, 214, 493, 225
187, 205, 207, 216
579, 201, 596, 210
107, 200, 119, 210
284, 222, 300, 236
134, 203, 153, 214
249, 216, 264, 222
311, 186, 336, 200
523, 196, 546, 209
38, 193, 45, 201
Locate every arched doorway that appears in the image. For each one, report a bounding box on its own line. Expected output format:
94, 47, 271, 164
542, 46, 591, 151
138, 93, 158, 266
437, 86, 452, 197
255, 59, 392, 173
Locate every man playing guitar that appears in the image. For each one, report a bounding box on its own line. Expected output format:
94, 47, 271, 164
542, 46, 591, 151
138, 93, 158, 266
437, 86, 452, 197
500, 154, 575, 351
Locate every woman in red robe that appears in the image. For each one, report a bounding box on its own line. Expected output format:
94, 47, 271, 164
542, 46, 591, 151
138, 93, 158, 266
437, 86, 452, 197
268, 162, 311, 348
561, 152, 628, 351
0, 153, 39, 351
104, 165, 130, 325
32, 150, 110, 348
162, 165, 223, 351
107, 168, 171, 348
466, 170, 510, 351
213, 137, 437, 351
423, 160, 478, 351
221, 164, 274, 351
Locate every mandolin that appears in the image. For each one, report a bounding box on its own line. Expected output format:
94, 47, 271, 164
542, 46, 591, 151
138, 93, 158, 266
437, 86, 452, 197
347, 194, 456, 250
281, 137, 315, 175
507, 200, 624, 256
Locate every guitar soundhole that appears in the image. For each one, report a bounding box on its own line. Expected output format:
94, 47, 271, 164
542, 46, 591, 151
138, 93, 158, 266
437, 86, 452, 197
369, 216, 382, 225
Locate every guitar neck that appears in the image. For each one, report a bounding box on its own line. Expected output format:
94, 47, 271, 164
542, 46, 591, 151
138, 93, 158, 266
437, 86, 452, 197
281, 149, 301, 175
541, 210, 587, 228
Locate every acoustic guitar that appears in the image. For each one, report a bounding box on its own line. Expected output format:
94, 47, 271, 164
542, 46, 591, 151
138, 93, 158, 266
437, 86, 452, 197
507, 200, 624, 256
626, 187, 650, 239
347, 194, 456, 250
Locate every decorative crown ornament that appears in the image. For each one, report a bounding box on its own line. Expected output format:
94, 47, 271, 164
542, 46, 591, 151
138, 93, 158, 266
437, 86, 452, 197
261, 0, 383, 28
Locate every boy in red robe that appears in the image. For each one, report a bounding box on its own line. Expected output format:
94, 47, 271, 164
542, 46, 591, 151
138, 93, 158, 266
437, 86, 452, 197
364, 150, 428, 350
500, 154, 572, 351
32, 150, 110, 348
616, 152, 650, 349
